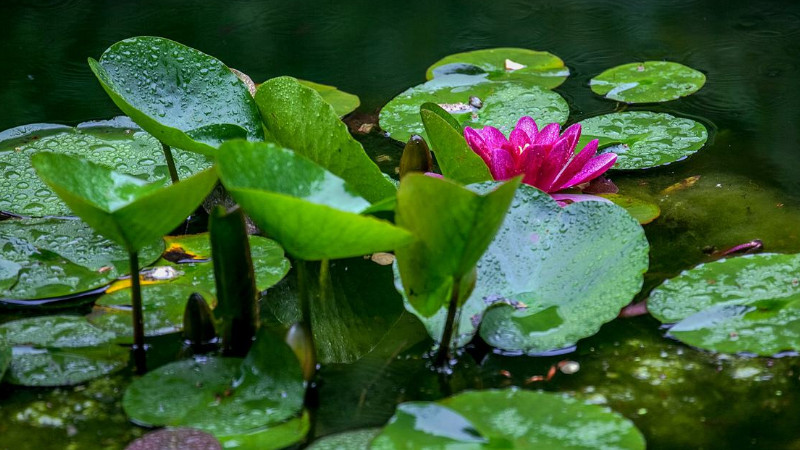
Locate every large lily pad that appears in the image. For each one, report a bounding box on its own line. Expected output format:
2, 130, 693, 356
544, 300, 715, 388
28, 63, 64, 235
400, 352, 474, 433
307, 428, 380, 449
371, 389, 645, 449
123, 329, 304, 437
648, 253, 800, 355
32, 152, 218, 253
298, 79, 361, 117
577, 112, 708, 170
0, 315, 128, 386
590, 61, 706, 103
0, 218, 163, 303
89, 37, 263, 155
402, 184, 648, 353
256, 76, 395, 203
0, 118, 211, 217
216, 140, 413, 260
426, 48, 569, 88
380, 75, 569, 143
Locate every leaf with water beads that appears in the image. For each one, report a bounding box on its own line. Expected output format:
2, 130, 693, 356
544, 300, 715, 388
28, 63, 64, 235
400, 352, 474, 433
590, 61, 706, 103
426, 48, 570, 88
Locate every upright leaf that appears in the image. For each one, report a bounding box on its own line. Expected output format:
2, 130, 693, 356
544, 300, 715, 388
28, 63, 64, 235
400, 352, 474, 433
255, 76, 396, 203
89, 37, 263, 155
420, 103, 492, 184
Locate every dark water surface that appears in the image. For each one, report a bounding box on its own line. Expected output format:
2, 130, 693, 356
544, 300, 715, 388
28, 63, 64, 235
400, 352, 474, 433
2, 0, 800, 449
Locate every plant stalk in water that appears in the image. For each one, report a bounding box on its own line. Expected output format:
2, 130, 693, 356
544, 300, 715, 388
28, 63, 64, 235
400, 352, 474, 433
161, 142, 180, 184
128, 251, 147, 373
435, 277, 461, 369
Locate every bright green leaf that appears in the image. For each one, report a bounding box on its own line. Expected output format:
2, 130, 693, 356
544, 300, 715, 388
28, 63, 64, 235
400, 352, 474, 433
590, 61, 706, 103
217, 411, 310, 449
306, 428, 380, 449
420, 103, 492, 184
597, 193, 661, 225
426, 48, 570, 88
298, 79, 361, 117
89, 37, 263, 155
255, 76, 395, 203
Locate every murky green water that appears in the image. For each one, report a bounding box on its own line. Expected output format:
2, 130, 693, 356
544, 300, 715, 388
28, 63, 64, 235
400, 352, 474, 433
2, 0, 800, 448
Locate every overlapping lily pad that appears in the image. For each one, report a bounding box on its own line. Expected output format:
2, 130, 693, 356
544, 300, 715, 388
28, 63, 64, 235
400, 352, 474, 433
0, 315, 128, 386
597, 194, 661, 225
380, 75, 569, 143
0, 218, 163, 303
577, 112, 708, 169
298, 79, 361, 117
402, 184, 648, 353
371, 389, 645, 449
89, 37, 263, 155
216, 140, 413, 260
0, 118, 211, 217
426, 48, 570, 88
590, 61, 706, 103
123, 329, 305, 438
648, 253, 800, 355
216, 412, 311, 449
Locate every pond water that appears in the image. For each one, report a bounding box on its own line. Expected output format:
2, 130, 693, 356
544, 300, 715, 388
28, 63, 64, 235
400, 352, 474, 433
1, 0, 800, 448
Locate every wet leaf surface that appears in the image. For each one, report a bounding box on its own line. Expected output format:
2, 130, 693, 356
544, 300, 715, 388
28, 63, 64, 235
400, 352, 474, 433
426, 48, 569, 88
0, 118, 211, 217
596, 194, 661, 225
590, 61, 706, 103
89, 37, 263, 155
306, 428, 380, 449
420, 103, 492, 184
0, 218, 162, 303
216, 411, 310, 449
577, 112, 708, 170
299, 79, 361, 117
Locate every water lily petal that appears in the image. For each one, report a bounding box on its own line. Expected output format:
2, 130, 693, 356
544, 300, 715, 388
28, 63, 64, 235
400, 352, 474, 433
521, 143, 548, 186
550, 139, 599, 190
464, 127, 492, 166
559, 152, 617, 189
509, 126, 532, 157
557, 123, 581, 152
479, 125, 510, 151
514, 116, 539, 141
536, 122, 561, 147
489, 147, 515, 180
536, 138, 575, 192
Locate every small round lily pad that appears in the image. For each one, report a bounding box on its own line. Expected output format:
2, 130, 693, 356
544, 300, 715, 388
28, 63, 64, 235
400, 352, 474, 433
590, 61, 706, 103
577, 112, 708, 169
380, 75, 569, 143
426, 48, 569, 88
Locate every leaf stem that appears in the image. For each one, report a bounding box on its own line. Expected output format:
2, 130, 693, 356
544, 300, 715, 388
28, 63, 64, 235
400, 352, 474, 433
161, 142, 180, 184
129, 251, 147, 374
435, 278, 461, 369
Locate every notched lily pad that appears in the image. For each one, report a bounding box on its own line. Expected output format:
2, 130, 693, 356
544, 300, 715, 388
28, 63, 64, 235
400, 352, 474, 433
380, 75, 569, 143
89, 36, 263, 155
648, 253, 800, 355
0, 218, 163, 303
371, 389, 645, 449
590, 61, 706, 103
0, 315, 128, 386
577, 112, 708, 170
426, 48, 569, 88
0, 118, 211, 217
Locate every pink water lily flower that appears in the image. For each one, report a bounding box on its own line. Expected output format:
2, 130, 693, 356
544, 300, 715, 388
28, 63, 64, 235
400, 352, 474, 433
464, 117, 617, 193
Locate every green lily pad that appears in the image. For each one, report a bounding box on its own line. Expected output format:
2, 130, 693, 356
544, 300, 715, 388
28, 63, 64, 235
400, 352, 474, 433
32, 152, 218, 253
123, 329, 304, 436
256, 76, 395, 203
89, 37, 263, 155
577, 112, 708, 170
0, 118, 212, 217
597, 194, 661, 225
216, 412, 310, 449
371, 389, 645, 449
420, 103, 492, 185
298, 79, 361, 117
590, 61, 706, 103
426, 48, 569, 88
395, 175, 520, 318
402, 184, 648, 352
0, 315, 128, 386
307, 428, 380, 449
0, 218, 163, 303
648, 253, 800, 355
216, 140, 413, 260
380, 75, 569, 143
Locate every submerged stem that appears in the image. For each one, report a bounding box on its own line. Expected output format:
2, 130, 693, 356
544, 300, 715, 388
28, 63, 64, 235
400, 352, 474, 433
161, 142, 180, 184
129, 251, 147, 374
435, 278, 461, 369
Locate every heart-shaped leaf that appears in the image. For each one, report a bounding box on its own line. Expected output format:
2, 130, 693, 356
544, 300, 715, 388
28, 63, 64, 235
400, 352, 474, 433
0, 218, 162, 303
32, 152, 218, 253
380, 75, 569, 143
298, 79, 361, 117
0, 117, 211, 217
426, 48, 569, 88
216, 140, 413, 260
420, 103, 492, 184
395, 175, 519, 318
648, 253, 800, 355
371, 389, 645, 449
89, 37, 263, 155
577, 112, 708, 170
0, 315, 128, 386
256, 76, 395, 203
123, 328, 304, 437
590, 61, 706, 103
